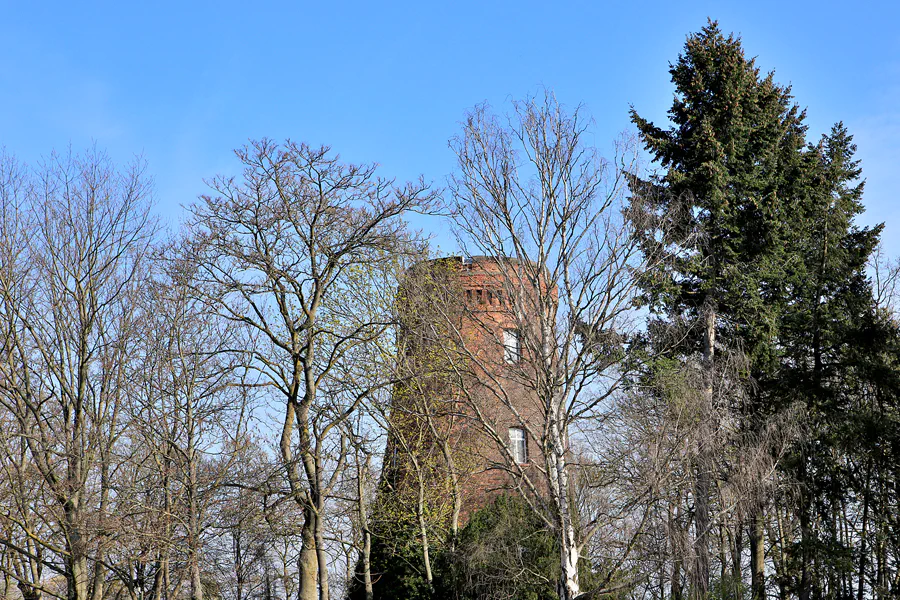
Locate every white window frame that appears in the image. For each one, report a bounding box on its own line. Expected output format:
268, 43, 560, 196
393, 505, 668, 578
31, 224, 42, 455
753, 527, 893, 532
503, 329, 520, 364
509, 427, 527, 464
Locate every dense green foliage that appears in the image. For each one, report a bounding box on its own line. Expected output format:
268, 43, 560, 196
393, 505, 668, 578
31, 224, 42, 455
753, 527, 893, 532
772, 122, 900, 598
629, 20, 808, 369
630, 19, 900, 600
355, 496, 568, 600
446, 496, 560, 600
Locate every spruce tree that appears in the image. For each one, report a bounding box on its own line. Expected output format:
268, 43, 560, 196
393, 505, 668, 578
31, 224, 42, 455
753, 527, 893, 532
631, 21, 899, 600
629, 21, 809, 599
775, 124, 890, 599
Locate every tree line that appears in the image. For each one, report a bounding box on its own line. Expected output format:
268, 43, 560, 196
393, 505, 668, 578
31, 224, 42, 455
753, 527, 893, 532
1, 20, 898, 600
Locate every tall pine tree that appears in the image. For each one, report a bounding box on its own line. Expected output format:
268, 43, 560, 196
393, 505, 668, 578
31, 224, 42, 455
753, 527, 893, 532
774, 123, 893, 600
629, 21, 809, 599
631, 21, 899, 600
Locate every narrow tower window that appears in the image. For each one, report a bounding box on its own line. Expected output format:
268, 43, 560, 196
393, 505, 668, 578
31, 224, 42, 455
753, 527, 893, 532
503, 329, 521, 363
509, 427, 527, 463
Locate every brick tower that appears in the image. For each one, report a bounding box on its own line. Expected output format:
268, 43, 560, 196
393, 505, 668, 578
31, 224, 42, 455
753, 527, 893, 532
383, 255, 550, 522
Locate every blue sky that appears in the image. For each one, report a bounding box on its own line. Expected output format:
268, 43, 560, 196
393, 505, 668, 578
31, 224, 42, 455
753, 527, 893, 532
1, 1, 897, 255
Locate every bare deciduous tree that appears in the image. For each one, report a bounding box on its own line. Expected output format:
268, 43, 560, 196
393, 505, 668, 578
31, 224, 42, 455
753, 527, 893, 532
872, 244, 900, 318
445, 93, 658, 600
184, 139, 433, 600
118, 245, 252, 600
0, 147, 155, 600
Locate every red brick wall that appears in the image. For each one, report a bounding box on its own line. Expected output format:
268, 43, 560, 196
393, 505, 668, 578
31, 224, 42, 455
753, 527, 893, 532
388, 256, 553, 522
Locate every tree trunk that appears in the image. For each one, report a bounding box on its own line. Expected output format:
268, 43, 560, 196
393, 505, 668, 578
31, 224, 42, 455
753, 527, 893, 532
549, 418, 579, 600
191, 565, 203, 600
693, 470, 711, 600
362, 530, 373, 600
188, 449, 204, 600
415, 470, 433, 589
558, 525, 580, 600
282, 393, 319, 600
90, 561, 105, 600
89, 523, 105, 600
68, 555, 89, 600
19, 582, 43, 600
692, 300, 716, 600
65, 500, 89, 600
731, 520, 742, 585
355, 456, 373, 600
857, 461, 871, 600
799, 475, 811, 600
437, 436, 461, 548
718, 524, 727, 583
670, 502, 683, 600
297, 507, 319, 600
234, 528, 244, 600
672, 558, 682, 600
314, 499, 330, 600
749, 507, 765, 600
150, 554, 166, 600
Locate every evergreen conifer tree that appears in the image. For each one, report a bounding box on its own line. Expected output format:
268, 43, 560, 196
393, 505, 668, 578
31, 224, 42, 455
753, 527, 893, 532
629, 21, 810, 598
775, 123, 892, 599
631, 21, 900, 600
